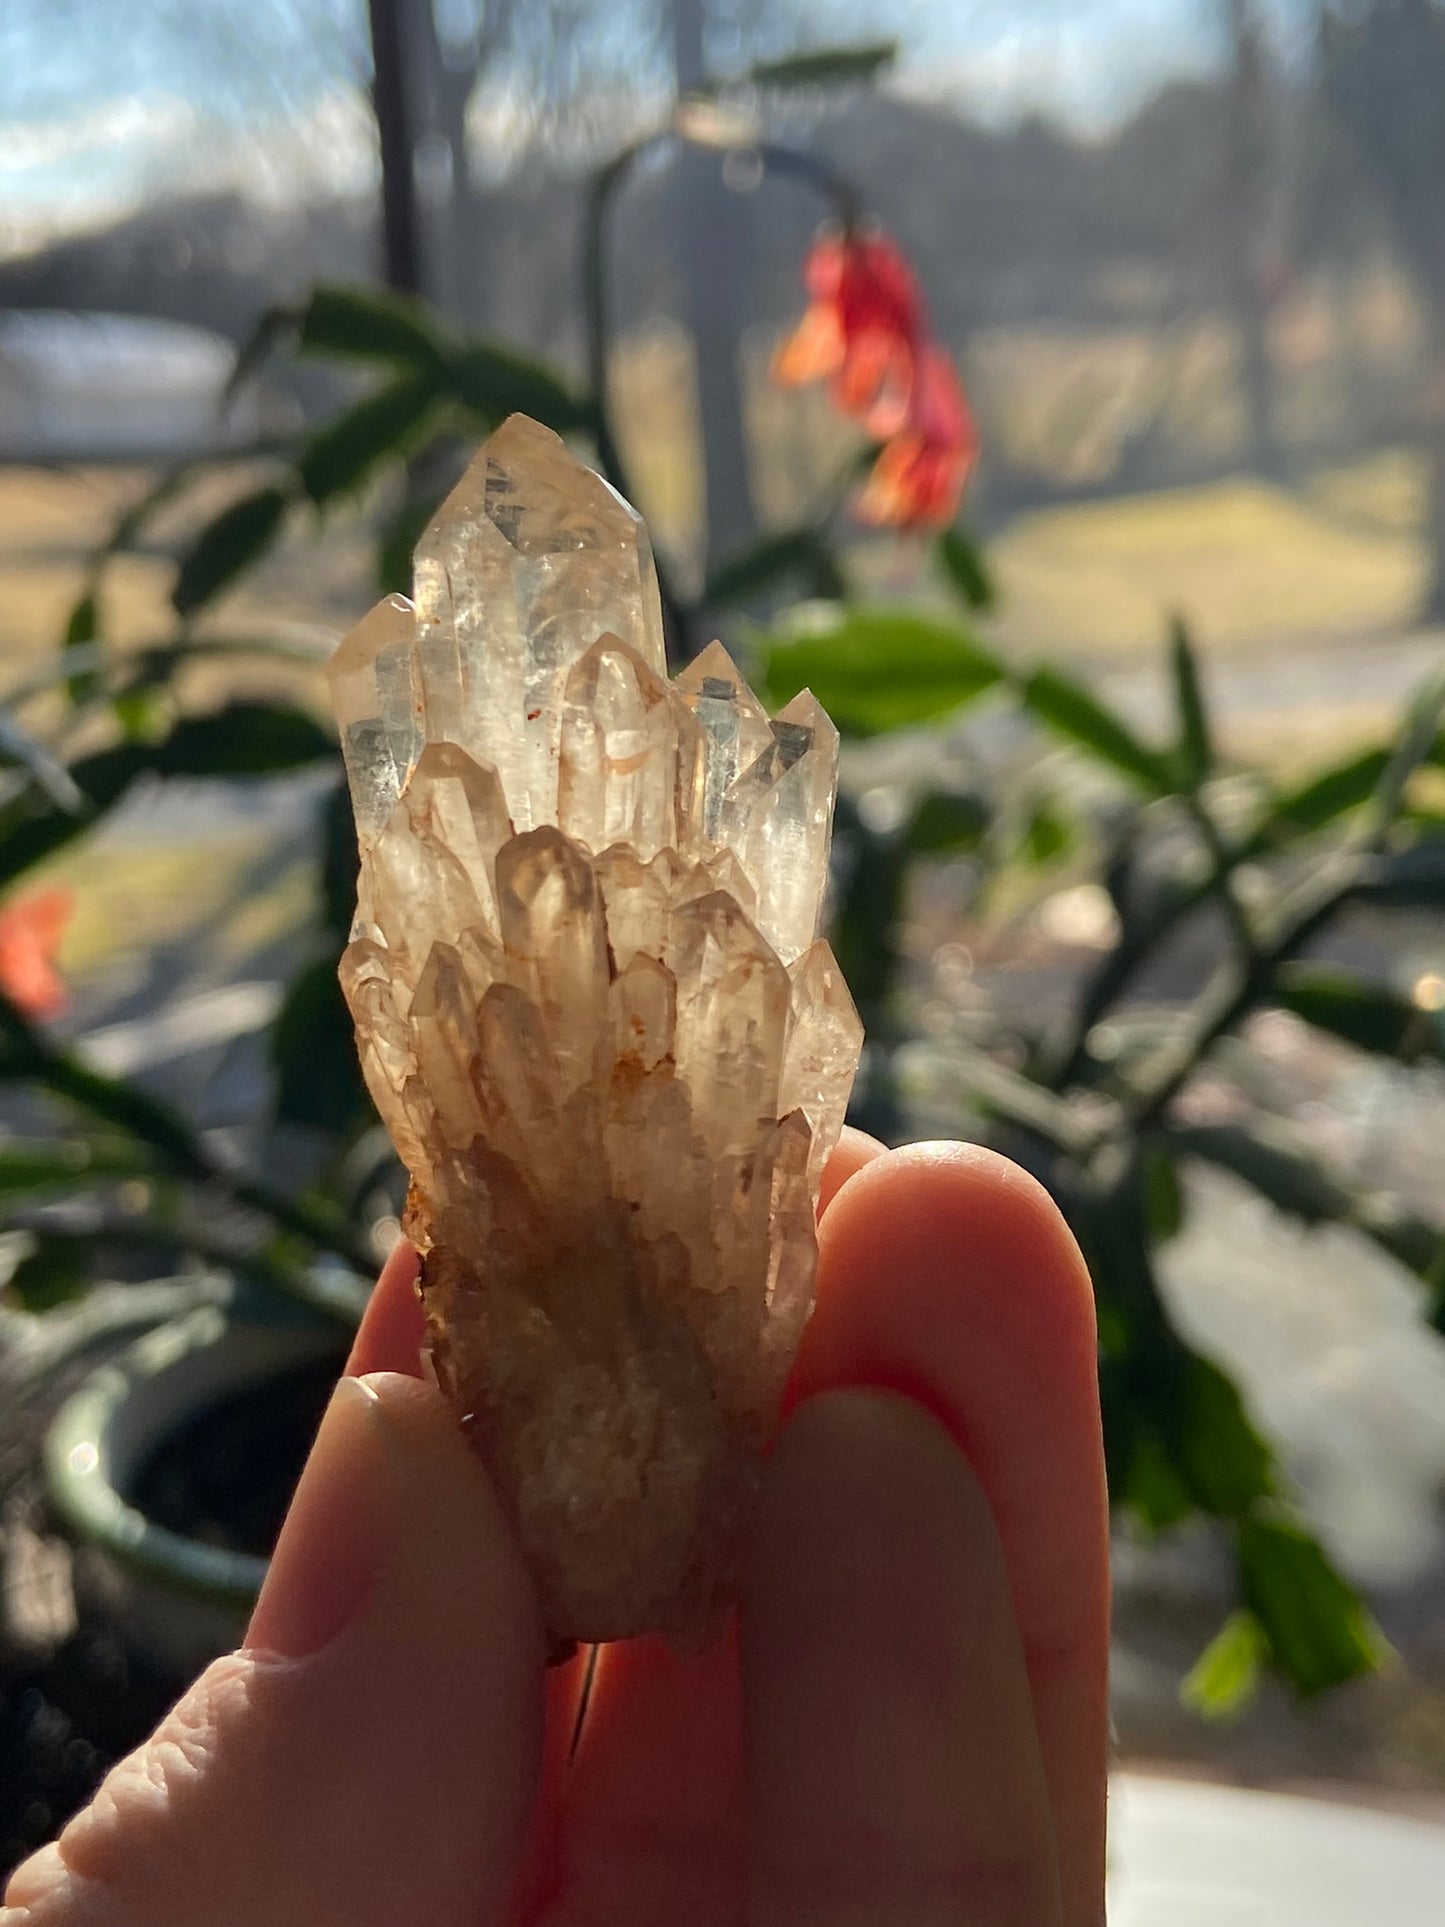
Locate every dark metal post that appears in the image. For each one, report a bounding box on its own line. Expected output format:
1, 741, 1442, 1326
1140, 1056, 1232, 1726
670, 0, 760, 578
368, 0, 424, 296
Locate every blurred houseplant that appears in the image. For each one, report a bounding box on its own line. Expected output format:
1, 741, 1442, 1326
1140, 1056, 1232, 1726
1, 66, 1443, 1717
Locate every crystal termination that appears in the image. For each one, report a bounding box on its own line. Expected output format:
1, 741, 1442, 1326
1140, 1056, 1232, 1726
330, 416, 862, 1645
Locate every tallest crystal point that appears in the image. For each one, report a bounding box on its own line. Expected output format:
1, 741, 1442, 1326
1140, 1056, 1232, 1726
411, 415, 667, 832
332, 416, 861, 1647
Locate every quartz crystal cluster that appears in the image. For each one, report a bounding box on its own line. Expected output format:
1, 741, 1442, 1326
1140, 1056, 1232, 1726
329, 415, 861, 1646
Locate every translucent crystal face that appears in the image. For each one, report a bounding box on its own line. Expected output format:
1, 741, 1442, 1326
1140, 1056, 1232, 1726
329, 415, 862, 1646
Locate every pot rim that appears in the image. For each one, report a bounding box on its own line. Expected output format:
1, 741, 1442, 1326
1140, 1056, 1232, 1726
45, 1298, 347, 1609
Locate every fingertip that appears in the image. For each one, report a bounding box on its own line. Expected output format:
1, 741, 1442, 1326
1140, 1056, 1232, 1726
817, 1124, 885, 1218
812, 1139, 1096, 1381
743, 1387, 1060, 1922
345, 1237, 424, 1378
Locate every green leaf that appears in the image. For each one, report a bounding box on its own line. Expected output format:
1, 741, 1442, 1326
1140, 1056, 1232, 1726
223, 300, 302, 410
1182, 1610, 1268, 1720
1268, 746, 1390, 836
297, 367, 446, 505
376, 490, 442, 596
1021, 668, 1174, 793
4, 1230, 90, 1312
704, 527, 826, 609
905, 786, 990, 855
320, 778, 360, 939
0, 1140, 149, 1199
937, 527, 995, 611
1236, 1511, 1388, 1698
1121, 1428, 1194, 1532
758, 608, 1004, 737
1169, 614, 1212, 788
0, 1001, 209, 1179
803, 539, 849, 601
1021, 797, 1074, 866
1354, 837, 1445, 910
1171, 1116, 1445, 1320
1354, 1201, 1445, 1327
747, 39, 897, 86
1363, 669, 1445, 836
157, 702, 336, 778
172, 484, 291, 616
1171, 1354, 1274, 1518
63, 592, 98, 651
112, 684, 168, 743
62, 589, 100, 706
0, 706, 84, 814
1169, 1118, 1350, 1225
831, 795, 907, 1019
0, 744, 151, 891
1276, 963, 1441, 1062
451, 341, 589, 432
0, 988, 374, 1287
298, 285, 450, 369
0, 703, 335, 896
113, 462, 207, 555
1142, 1143, 1185, 1243
271, 952, 367, 1134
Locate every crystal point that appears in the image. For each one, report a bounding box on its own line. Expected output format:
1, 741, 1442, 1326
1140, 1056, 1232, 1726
327, 594, 423, 848
412, 416, 667, 834
331, 416, 861, 1647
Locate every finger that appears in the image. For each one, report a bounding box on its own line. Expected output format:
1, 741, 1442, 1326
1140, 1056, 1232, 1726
346, 1235, 423, 1377
744, 1389, 1061, 1927
343, 1236, 591, 1920
4, 1372, 544, 1927
550, 1630, 744, 1926
818, 1124, 885, 1216
547, 1132, 881, 1924
793, 1142, 1109, 1927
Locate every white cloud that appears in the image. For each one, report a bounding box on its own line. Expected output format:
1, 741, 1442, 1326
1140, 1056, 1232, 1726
0, 83, 378, 254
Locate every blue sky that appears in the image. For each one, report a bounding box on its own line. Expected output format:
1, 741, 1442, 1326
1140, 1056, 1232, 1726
0, 0, 1311, 249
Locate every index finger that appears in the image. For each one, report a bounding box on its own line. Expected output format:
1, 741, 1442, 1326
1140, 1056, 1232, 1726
790, 1142, 1109, 1927
346, 1236, 424, 1379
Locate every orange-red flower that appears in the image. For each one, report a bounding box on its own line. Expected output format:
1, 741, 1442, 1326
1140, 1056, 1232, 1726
775, 225, 978, 531
0, 888, 71, 1020
773, 230, 921, 438
856, 344, 979, 532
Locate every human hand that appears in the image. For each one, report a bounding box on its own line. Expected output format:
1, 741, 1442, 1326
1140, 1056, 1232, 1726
3, 1138, 1109, 1927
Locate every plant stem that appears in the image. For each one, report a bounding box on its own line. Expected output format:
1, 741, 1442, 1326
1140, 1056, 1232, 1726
1045, 863, 1221, 1089
580, 117, 866, 665
1127, 849, 1365, 1128
581, 142, 697, 664
1182, 788, 1257, 962
1045, 781, 1273, 1092
15, 1215, 358, 1323
0, 993, 376, 1284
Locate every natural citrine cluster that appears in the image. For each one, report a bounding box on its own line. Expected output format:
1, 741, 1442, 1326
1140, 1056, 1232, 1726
329, 415, 861, 1645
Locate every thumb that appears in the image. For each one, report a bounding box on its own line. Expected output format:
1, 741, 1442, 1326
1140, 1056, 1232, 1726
3, 1372, 545, 1927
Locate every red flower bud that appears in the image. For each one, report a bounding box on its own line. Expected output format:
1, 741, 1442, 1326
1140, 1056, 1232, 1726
0, 887, 72, 1019
775, 226, 978, 531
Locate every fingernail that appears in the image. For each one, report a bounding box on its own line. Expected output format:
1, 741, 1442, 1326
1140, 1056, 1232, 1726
244, 1375, 390, 1660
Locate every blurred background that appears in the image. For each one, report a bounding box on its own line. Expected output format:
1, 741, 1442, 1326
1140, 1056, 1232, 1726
2, 0, 1445, 1902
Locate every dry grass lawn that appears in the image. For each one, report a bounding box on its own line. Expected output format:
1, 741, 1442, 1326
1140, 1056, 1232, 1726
988, 462, 1429, 661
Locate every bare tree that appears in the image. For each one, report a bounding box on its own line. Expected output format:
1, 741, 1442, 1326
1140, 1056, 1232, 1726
1324, 0, 1445, 618
364, 0, 662, 308
670, 0, 760, 571
368, 0, 425, 293
1221, 0, 1280, 475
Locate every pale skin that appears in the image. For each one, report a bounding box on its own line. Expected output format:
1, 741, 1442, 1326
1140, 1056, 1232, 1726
2, 1137, 1110, 1927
